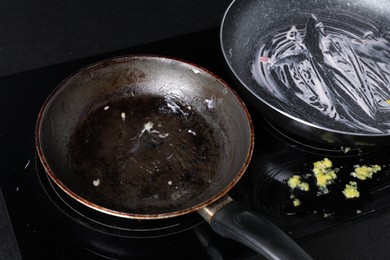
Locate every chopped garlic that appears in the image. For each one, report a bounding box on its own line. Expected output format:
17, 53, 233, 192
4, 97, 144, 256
343, 181, 360, 199
351, 165, 381, 180
287, 175, 301, 189
293, 198, 301, 207
315, 171, 336, 187
298, 182, 310, 191
287, 175, 310, 191
314, 157, 332, 169
312, 158, 337, 187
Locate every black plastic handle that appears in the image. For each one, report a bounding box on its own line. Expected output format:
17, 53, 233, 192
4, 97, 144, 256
209, 201, 312, 260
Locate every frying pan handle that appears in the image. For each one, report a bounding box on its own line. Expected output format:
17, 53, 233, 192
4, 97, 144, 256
200, 196, 312, 260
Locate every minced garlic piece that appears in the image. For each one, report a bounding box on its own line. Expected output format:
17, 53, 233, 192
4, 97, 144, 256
313, 158, 332, 174
343, 181, 360, 199
312, 158, 337, 187
351, 165, 381, 180
287, 175, 301, 189
287, 175, 310, 191
293, 198, 301, 207
298, 182, 310, 191
315, 170, 337, 186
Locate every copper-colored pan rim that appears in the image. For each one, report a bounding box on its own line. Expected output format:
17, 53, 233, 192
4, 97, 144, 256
35, 54, 255, 220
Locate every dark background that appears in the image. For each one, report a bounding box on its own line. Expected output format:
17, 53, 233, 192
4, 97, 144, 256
1, 0, 390, 259
0, 0, 230, 76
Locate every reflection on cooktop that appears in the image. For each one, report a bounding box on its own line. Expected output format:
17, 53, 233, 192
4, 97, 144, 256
3, 27, 390, 259
231, 115, 390, 238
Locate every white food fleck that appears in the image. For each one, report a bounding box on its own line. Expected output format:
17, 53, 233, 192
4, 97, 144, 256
121, 112, 126, 121
144, 121, 153, 132
188, 129, 196, 136
104, 106, 110, 110
205, 99, 215, 109
341, 146, 351, 153
93, 179, 100, 187
24, 160, 30, 170
158, 133, 169, 138
191, 67, 201, 74
132, 121, 161, 140
168, 180, 173, 185
171, 189, 189, 200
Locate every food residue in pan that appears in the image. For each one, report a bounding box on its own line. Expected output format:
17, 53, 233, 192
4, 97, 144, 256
121, 112, 126, 122
68, 95, 222, 214
92, 179, 100, 187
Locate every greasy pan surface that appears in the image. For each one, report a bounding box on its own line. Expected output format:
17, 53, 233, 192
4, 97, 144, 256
221, 0, 390, 146
36, 55, 254, 219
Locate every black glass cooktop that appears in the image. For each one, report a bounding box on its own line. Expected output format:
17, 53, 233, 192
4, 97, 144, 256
2, 28, 390, 260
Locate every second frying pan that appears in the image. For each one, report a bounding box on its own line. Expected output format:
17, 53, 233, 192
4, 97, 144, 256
221, 0, 390, 147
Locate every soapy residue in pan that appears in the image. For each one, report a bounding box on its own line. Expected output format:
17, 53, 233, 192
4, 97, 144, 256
252, 10, 390, 133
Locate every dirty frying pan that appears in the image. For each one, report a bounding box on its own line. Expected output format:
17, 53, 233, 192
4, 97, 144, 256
221, 0, 390, 147
35, 55, 311, 259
